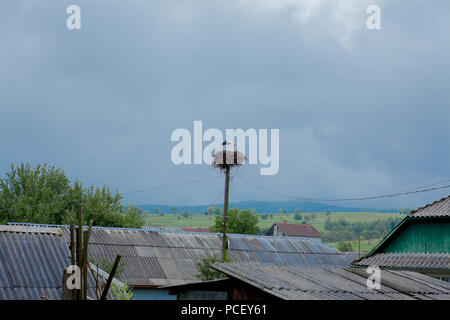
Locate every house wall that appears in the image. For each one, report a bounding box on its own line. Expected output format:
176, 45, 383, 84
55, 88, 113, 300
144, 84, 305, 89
383, 220, 450, 254
132, 288, 176, 300
179, 290, 227, 300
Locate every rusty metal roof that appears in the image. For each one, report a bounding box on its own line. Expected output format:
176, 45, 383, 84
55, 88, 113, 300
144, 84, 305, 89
210, 263, 450, 300
352, 253, 450, 270
275, 223, 322, 238
8, 223, 356, 288
408, 194, 450, 218
0, 225, 115, 300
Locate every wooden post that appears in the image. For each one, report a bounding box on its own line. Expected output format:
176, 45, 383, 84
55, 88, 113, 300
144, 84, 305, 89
70, 224, 75, 266
69, 222, 77, 300
82, 220, 93, 300
358, 234, 361, 258
222, 166, 230, 262
100, 254, 122, 300
62, 269, 72, 300
77, 205, 83, 300
88, 262, 101, 300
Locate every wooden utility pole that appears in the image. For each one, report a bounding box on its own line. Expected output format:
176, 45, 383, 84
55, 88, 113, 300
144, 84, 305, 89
222, 166, 230, 262
64, 206, 122, 300
212, 141, 246, 263
358, 234, 361, 258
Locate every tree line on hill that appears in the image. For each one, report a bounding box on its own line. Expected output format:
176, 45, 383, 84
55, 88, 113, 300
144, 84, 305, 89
0, 163, 404, 243
322, 216, 403, 242
150, 204, 403, 243
0, 163, 145, 228
140, 201, 410, 215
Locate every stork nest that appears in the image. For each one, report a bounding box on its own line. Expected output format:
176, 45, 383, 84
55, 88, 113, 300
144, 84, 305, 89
212, 150, 247, 171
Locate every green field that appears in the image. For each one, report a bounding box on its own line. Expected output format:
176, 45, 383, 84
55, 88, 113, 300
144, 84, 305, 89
144, 211, 403, 233
328, 238, 382, 253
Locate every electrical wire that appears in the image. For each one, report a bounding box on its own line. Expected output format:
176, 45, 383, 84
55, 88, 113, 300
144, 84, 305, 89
2, 171, 450, 213
0, 176, 222, 213
236, 174, 450, 202
122, 176, 222, 195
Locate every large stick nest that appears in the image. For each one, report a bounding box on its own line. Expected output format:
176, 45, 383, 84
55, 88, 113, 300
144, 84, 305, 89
212, 150, 247, 171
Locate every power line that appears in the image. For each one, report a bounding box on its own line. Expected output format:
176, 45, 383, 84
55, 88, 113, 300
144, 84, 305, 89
396, 178, 450, 193
0, 176, 222, 213
2, 172, 450, 212
236, 174, 450, 202
122, 176, 222, 195
212, 189, 225, 208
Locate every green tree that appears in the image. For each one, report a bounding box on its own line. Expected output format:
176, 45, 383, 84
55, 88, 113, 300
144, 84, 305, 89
337, 242, 354, 252
207, 206, 223, 216
89, 256, 126, 280
181, 210, 190, 218
210, 208, 260, 235
121, 205, 146, 228
0, 163, 144, 228
324, 217, 334, 230
111, 282, 133, 300
294, 214, 302, 221
295, 208, 301, 214
195, 253, 227, 281
397, 208, 411, 214
81, 185, 144, 227
278, 208, 286, 214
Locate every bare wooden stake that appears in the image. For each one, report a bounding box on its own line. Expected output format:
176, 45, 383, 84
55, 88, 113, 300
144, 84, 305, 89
69, 223, 75, 266
88, 262, 101, 300
77, 205, 83, 300
82, 220, 93, 299
69, 219, 77, 300
61, 269, 71, 300
100, 254, 122, 300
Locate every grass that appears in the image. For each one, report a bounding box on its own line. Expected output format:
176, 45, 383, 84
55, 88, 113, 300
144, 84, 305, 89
327, 239, 382, 253
143, 211, 402, 254
144, 211, 404, 233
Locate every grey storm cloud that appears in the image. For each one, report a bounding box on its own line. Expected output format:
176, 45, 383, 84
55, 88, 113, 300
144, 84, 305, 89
1, 0, 449, 208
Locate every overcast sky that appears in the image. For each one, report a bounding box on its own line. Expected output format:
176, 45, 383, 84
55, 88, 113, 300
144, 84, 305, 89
1, 0, 449, 209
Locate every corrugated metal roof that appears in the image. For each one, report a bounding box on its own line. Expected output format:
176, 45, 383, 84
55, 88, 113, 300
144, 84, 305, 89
0, 225, 62, 235
408, 194, 450, 218
352, 253, 450, 270
0, 226, 115, 300
8, 222, 356, 288
210, 263, 450, 300
181, 227, 211, 233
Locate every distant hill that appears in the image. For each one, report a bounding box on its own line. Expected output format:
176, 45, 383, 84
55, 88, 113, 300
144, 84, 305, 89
139, 200, 398, 214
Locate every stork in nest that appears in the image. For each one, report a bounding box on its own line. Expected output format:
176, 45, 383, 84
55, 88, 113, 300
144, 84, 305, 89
212, 141, 247, 171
